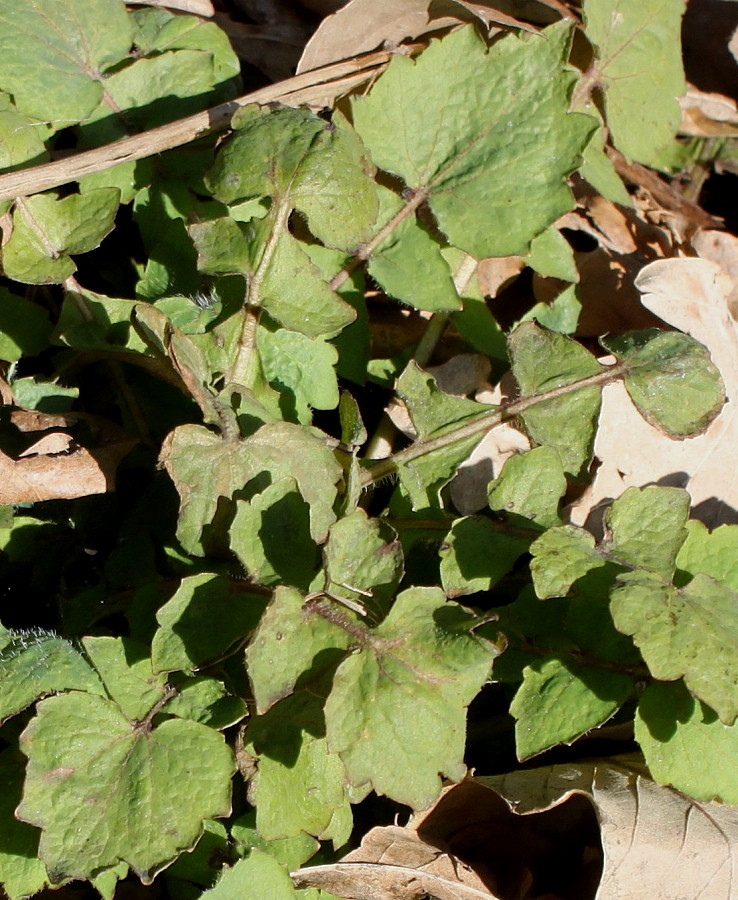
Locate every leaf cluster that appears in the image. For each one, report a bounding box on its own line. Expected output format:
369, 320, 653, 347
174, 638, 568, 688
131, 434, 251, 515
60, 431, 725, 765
0, 1, 735, 899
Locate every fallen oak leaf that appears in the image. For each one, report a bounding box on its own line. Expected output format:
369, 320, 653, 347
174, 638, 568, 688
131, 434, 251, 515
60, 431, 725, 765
570, 257, 738, 528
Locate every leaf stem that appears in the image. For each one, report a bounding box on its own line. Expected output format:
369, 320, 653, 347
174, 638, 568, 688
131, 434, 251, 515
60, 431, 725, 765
359, 362, 627, 488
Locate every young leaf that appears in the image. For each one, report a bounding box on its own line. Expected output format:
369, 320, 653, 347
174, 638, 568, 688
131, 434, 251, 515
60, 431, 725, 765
508, 322, 603, 476
352, 22, 594, 259
440, 517, 530, 598
511, 657, 633, 760
0, 0, 133, 124
603, 485, 689, 579
152, 573, 268, 674
17, 691, 234, 883
611, 571, 738, 725
580, 0, 685, 166
487, 445, 566, 530
322, 509, 403, 617
530, 525, 608, 600
0, 630, 103, 724
601, 329, 725, 437
636, 680, 738, 803
676, 521, 738, 590
3, 190, 120, 284
230, 478, 319, 591
246, 587, 350, 715
324, 587, 496, 809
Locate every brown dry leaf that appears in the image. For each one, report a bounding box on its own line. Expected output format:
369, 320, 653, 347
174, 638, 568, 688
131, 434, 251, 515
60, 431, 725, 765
570, 257, 738, 528
692, 229, 738, 312
680, 87, 738, 137
0, 410, 135, 504
126, 0, 214, 14
296, 0, 532, 74
292, 760, 738, 900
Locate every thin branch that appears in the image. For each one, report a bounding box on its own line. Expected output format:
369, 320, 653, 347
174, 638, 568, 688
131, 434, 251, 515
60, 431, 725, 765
0, 49, 397, 202
359, 363, 628, 488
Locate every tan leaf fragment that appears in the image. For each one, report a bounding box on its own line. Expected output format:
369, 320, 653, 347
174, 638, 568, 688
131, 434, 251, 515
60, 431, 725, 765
293, 760, 738, 900
680, 87, 738, 137
297, 0, 529, 74
0, 411, 135, 504
570, 257, 738, 528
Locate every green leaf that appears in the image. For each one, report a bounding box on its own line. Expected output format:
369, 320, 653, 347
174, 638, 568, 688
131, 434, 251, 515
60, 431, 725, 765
130, 7, 240, 83
56, 287, 149, 353
636, 680, 738, 803
611, 571, 738, 725
676, 521, 738, 590
245, 687, 351, 842
0, 289, 52, 363
152, 573, 268, 673
578, 119, 632, 206
352, 22, 593, 258
508, 322, 602, 476
367, 186, 460, 312
602, 330, 725, 437
322, 509, 403, 617
526, 227, 578, 282
190, 218, 252, 276
231, 478, 319, 591
207, 105, 377, 250
603, 485, 689, 579
246, 587, 350, 715
325, 587, 495, 809
519, 283, 582, 335
511, 657, 633, 759
164, 820, 227, 889
0, 0, 133, 124
258, 323, 339, 424
0, 94, 51, 209
231, 811, 318, 870
0, 630, 103, 724
581, 0, 685, 166
163, 676, 246, 729
17, 691, 234, 882
530, 525, 608, 599
440, 517, 530, 598
199, 852, 296, 900
487, 445, 566, 530
3, 189, 120, 284
82, 636, 165, 721
0, 748, 48, 900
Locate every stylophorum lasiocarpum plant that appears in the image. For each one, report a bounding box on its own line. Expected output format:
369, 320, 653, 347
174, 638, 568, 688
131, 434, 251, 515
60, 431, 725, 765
0, 0, 734, 897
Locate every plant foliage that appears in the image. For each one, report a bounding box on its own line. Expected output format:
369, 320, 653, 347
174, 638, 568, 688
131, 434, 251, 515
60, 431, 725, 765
0, 1, 735, 898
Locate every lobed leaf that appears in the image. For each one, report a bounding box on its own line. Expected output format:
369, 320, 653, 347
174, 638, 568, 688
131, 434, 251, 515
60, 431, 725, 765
440, 517, 530, 598
611, 571, 738, 725
17, 691, 235, 883
352, 22, 594, 259
487, 445, 566, 530
324, 587, 496, 809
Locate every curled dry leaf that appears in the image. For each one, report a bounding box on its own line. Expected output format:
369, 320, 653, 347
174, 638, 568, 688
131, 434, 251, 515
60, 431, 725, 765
297, 0, 532, 74
0, 409, 135, 504
292, 759, 738, 900
125, 0, 215, 15
570, 257, 737, 528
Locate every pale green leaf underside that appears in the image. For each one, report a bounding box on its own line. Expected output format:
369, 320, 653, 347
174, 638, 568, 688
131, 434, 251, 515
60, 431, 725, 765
352, 22, 594, 258
18, 693, 234, 882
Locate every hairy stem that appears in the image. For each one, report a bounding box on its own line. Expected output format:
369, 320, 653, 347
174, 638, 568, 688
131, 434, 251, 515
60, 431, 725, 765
359, 362, 627, 488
